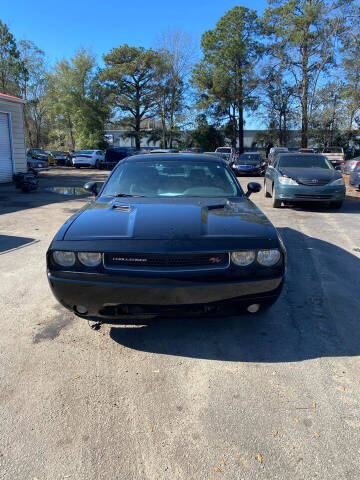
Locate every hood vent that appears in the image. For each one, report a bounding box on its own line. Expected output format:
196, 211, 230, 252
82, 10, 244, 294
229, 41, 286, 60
113, 203, 132, 212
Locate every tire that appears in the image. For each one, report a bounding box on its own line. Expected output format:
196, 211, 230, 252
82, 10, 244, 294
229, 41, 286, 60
272, 186, 281, 208
75, 165, 80, 169
329, 201, 343, 209
264, 180, 271, 197
95, 160, 100, 169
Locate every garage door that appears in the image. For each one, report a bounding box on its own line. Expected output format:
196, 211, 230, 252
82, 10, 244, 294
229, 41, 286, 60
0, 112, 13, 183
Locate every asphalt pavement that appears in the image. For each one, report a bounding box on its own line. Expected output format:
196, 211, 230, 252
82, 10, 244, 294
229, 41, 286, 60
0, 168, 360, 480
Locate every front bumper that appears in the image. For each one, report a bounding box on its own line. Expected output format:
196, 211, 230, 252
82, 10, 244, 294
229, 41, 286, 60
47, 271, 284, 318
276, 183, 346, 202
235, 167, 261, 175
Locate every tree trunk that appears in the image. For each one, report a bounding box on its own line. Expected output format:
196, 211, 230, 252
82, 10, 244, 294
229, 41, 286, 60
301, 51, 309, 148
238, 74, 244, 154
67, 115, 75, 150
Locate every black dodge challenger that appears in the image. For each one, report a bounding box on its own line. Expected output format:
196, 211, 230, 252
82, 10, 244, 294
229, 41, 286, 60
47, 154, 286, 318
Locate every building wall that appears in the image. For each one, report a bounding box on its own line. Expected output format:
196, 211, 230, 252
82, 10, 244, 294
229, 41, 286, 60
0, 99, 27, 176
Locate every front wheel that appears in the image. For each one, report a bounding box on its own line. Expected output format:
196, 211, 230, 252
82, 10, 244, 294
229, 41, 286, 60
264, 180, 271, 197
272, 186, 281, 208
329, 201, 343, 209
75, 165, 80, 169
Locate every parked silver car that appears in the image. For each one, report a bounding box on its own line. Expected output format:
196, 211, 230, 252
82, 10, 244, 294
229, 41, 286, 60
342, 157, 360, 174
349, 164, 360, 190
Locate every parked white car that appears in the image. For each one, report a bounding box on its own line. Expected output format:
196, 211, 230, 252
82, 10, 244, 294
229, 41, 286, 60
72, 150, 105, 169
215, 147, 237, 164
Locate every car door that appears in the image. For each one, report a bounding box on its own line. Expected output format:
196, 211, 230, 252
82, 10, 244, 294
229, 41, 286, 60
265, 157, 275, 189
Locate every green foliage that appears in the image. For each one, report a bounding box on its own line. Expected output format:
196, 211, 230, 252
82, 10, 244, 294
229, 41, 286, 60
192, 6, 263, 152
0, 20, 26, 95
101, 45, 163, 149
190, 115, 224, 151
47, 49, 110, 149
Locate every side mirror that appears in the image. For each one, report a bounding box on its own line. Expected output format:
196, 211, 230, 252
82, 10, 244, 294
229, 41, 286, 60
83, 181, 98, 195
334, 165, 341, 171
246, 182, 262, 198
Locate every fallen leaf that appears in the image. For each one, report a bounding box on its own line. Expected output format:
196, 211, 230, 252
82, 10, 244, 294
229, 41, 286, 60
355, 379, 360, 384
149, 428, 154, 433
313, 430, 320, 437
214, 466, 221, 472
220, 459, 225, 464
257, 453, 263, 463
274, 430, 278, 436
313, 402, 317, 409
74, 376, 80, 379
178, 362, 183, 365
153, 370, 160, 373
42, 362, 46, 365
294, 417, 300, 423
341, 386, 346, 391
344, 398, 349, 404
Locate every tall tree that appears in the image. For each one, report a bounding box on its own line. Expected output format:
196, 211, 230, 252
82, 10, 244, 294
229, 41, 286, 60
47, 49, 109, 149
263, 0, 351, 147
101, 45, 163, 150
259, 64, 296, 146
0, 20, 26, 95
18, 40, 49, 147
192, 6, 263, 153
156, 30, 196, 147
190, 115, 224, 151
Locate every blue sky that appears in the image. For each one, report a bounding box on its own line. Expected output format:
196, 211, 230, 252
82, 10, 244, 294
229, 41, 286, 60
2, 0, 266, 63
2, 0, 267, 128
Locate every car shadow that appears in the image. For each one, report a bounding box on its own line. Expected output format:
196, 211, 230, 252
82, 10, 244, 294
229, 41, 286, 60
0, 234, 38, 254
281, 195, 360, 214
108, 227, 360, 362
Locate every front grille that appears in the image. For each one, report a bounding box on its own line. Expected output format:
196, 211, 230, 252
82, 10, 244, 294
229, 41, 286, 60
294, 194, 332, 199
297, 178, 329, 186
104, 252, 229, 269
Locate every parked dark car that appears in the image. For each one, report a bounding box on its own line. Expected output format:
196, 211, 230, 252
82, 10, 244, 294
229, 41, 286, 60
349, 164, 360, 190
27, 155, 49, 172
100, 147, 131, 169
264, 153, 345, 209
47, 154, 286, 319
232, 153, 265, 176
27, 148, 49, 162
49, 150, 68, 166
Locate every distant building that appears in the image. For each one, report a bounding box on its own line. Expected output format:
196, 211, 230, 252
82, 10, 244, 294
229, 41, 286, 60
0, 93, 27, 183
104, 128, 302, 150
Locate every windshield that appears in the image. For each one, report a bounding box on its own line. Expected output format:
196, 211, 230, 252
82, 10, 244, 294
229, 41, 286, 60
216, 148, 231, 153
76, 150, 94, 154
323, 147, 343, 153
278, 155, 333, 169
52, 151, 65, 155
101, 160, 241, 198
236, 154, 261, 164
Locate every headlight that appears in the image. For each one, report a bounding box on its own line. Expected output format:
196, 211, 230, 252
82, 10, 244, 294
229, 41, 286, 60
78, 252, 102, 267
231, 250, 256, 266
53, 251, 75, 267
278, 176, 298, 185
329, 177, 345, 186
257, 249, 281, 266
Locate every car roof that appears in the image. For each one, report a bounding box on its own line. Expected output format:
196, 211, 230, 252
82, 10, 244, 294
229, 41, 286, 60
276, 152, 326, 158
122, 153, 227, 164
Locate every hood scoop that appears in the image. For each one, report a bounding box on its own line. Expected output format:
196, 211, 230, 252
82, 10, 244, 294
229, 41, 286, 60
113, 203, 132, 212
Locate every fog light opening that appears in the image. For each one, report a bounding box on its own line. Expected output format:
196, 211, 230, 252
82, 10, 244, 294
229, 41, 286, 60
75, 305, 88, 315
247, 303, 260, 314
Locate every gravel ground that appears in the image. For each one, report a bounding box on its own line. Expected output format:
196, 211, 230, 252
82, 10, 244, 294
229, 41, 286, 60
0, 167, 359, 480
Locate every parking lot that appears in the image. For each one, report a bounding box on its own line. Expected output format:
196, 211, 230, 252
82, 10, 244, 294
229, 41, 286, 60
1, 167, 360, 480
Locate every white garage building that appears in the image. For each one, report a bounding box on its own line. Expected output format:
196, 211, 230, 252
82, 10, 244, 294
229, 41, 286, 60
0, 93, 27, 183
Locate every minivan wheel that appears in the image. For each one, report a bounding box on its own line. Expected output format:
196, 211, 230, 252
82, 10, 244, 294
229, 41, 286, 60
75, 165, 80, 169
95, 160, 100, 169
272, 187, 281, 208
264, 180, 271, 197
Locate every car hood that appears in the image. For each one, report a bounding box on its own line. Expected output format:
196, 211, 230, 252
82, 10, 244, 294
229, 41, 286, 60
63, 197, 277, 241
278, 167, 340, 183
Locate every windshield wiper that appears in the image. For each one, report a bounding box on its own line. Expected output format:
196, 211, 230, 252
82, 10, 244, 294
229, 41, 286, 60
112, 193, 145, 197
